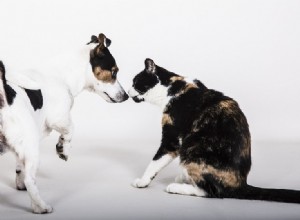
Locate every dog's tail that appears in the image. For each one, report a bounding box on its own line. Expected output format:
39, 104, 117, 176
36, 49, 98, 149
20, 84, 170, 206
0, 60, 7, 154
225, 184, 300, 204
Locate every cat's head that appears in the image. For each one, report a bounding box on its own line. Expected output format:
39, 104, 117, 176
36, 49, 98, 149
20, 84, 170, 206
128, 58, 179, 107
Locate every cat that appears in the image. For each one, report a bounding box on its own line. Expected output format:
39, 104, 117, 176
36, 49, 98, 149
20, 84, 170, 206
128, 58, 300, 203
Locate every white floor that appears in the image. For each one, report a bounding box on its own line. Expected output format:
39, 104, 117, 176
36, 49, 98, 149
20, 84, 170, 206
0, 136, 300, 220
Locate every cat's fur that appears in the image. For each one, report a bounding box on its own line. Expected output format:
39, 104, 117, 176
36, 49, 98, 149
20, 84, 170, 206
128, 58, 300, 203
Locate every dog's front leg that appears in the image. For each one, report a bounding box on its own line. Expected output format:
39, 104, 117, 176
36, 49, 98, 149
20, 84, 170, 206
16, 156, 26, 190
54, 117, 74, 161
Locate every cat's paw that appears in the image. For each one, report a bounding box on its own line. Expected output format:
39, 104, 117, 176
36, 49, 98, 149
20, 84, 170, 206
166, 183, 181, 194
132, 178, 150, 188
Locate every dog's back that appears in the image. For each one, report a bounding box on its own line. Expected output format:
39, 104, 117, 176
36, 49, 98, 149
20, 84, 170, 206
0, 61, 8, 154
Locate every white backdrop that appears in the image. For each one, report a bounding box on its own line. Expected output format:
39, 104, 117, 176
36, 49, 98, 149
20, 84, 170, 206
1, 1, 300, 219
0, 0, 299, 142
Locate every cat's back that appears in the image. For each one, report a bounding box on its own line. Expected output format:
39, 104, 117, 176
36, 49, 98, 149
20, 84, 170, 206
180, 87, 251, 174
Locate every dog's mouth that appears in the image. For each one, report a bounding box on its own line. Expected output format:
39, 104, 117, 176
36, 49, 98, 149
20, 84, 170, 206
104, 92, 116, 103
132, 96, 144, 103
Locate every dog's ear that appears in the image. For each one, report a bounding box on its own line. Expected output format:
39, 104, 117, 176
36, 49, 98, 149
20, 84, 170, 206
145, 58, 156, 73
98, 33, 111, 48
87, 35, 99, 45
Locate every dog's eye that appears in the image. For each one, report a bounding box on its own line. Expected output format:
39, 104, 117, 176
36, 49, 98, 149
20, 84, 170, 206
112, 67, 118, 78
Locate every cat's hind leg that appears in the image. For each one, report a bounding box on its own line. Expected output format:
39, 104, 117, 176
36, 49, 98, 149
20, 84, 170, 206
166, 165, 207, 197
166, 183, 206, 197
175, 168, 192, 184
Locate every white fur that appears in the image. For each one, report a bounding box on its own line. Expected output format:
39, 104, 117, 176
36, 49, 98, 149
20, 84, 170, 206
166, 183, 206, 197
128, 83, 170, 110
1, 44, 126, 213
129, 74, 207, 198
175, 168, 192, 184
132, 154, 174, 188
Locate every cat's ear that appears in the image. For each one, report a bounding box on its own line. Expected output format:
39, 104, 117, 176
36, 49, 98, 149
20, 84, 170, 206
145, 58, 156, 74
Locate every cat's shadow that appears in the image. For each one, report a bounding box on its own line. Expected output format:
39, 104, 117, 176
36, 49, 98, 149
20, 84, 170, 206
81, 139, 179, 184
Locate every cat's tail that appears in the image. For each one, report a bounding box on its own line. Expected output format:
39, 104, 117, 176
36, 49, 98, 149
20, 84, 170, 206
227, 184, 300, 204
0, 60, 7, 154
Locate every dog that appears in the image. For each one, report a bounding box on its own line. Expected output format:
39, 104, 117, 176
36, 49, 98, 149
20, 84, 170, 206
0, 33, 128, 214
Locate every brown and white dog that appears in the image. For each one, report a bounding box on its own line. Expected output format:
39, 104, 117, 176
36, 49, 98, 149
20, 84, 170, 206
0, 33, 128, 213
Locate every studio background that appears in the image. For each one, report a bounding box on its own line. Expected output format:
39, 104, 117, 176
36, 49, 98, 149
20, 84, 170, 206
0, 1, 299, 220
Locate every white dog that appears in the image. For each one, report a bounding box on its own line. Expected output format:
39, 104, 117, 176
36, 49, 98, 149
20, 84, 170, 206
0, 33, 128, 214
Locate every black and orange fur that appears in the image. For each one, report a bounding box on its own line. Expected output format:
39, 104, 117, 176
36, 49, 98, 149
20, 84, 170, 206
130, 58, 300, 203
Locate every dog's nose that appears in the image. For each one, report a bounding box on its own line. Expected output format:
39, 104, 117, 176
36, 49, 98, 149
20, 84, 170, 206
123, 93, 129, 101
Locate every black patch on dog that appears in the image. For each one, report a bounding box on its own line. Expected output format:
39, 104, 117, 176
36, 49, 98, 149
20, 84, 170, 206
87, 35, 99, 45
90, 47, 116, 72
4, 85, 16, 105
0, 61, 5, 76
0, 60, 17, 105
24, 89, 43, 111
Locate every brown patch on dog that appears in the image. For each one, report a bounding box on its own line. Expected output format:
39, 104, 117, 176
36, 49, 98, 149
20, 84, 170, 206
0, 94, 5, 109
162, 113, 173, 125
93, 67, 116, 84
184, 162, 242, 188
96, 33, 106, 52
170, 76, 184, 83
0, 132, 7, 154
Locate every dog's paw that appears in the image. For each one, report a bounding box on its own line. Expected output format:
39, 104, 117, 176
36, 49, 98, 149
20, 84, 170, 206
16, 172, 27, 190
56, 143, 64, 153
16, 182, 27, 191
58, 153, 68, 161
132, 178, 150, 188
32, 203, 53, 214
56, 143, 69, 161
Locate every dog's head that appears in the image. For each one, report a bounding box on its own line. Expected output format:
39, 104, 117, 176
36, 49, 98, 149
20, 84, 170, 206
87, 34, 128, 103
128, 58, 178, 107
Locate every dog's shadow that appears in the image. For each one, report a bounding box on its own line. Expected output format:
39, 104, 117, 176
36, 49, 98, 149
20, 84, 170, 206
0, 191, 31, 213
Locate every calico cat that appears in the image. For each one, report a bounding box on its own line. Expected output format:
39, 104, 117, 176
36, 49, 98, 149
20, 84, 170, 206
128, 58, 300, 203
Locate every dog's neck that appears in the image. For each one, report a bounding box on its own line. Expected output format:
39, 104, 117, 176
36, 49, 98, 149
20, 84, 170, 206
45, 44, 96, 98
5, 44, 96, 99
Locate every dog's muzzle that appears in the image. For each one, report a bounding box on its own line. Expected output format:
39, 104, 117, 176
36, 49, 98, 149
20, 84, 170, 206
105, 92, 129, 103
